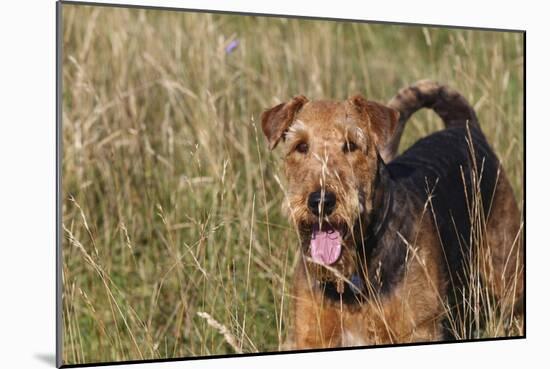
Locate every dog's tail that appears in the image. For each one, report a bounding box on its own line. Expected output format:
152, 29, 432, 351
381, 80, 480, 162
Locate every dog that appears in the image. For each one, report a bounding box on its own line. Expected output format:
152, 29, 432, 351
260, 80, 523, 349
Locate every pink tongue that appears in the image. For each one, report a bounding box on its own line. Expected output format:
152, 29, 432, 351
310, 227, 342, 265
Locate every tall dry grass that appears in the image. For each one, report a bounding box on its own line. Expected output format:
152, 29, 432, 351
61, 4, 524, 365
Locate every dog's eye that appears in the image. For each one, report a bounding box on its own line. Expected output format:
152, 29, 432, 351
295, 142, 309, 154
343, 141, 358, 153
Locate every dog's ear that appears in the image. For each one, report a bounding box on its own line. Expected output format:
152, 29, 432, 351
261, 95, 308, 150
348, 95, 399, 150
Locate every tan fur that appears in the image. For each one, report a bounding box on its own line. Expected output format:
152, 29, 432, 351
280, 100, 381, 282
483, 170, 524, 310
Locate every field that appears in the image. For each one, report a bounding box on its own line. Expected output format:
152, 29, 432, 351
60, 4, 524, 365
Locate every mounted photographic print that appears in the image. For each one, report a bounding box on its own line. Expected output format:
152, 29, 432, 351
57, 1, 525, 367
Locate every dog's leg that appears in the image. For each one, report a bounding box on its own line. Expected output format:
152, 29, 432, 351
375, 216, 446, 344
483, 170, 524, 312
291, 262, 341, 349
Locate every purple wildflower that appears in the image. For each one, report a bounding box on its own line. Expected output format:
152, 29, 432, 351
225, 40, 239, 54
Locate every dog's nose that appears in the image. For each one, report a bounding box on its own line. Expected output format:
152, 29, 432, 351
307, 191, 336, 216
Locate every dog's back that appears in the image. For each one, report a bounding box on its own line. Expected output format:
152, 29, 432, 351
384, 80, 523, 307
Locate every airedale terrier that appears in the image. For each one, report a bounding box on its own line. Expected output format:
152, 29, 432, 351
261, 80, 523, 349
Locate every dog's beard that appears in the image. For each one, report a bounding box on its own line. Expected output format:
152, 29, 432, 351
286, 188, 367, 283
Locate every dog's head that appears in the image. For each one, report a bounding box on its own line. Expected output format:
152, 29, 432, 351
261, 95, 398, 282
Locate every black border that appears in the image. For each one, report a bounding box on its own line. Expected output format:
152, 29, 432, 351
56, 2, 63, 368
56, 1, 527, 368
522, 28, 527, 338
